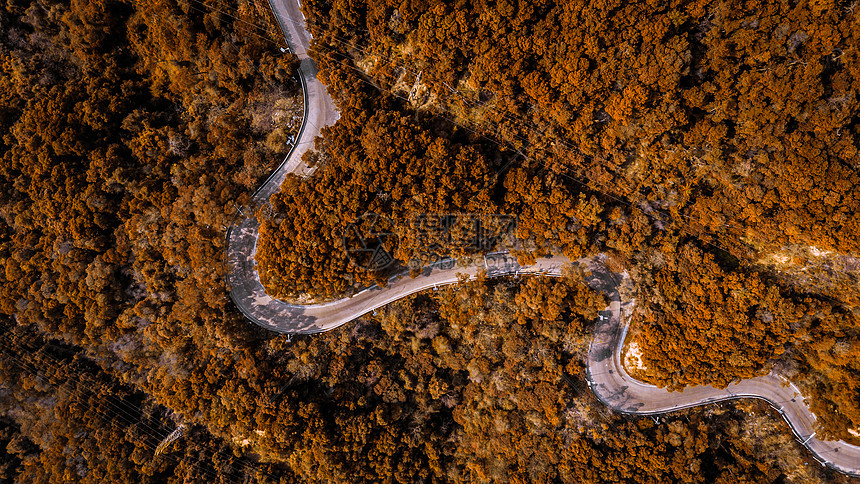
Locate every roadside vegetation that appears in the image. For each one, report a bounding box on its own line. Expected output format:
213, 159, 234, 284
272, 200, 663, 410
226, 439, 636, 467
0, 0, 858, 482
259, 0, 860, 446
0, 0, 303, 480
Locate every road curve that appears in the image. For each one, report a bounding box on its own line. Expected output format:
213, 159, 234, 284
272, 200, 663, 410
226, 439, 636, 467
226, 0, 339, 331
585, 264, 860, 476
227, 0, 860, 476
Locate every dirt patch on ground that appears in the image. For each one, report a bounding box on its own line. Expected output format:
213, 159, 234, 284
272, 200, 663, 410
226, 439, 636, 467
624, 340, 647, 372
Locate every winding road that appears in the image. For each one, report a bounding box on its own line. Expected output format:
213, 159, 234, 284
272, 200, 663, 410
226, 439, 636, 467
226, 0, 860, 476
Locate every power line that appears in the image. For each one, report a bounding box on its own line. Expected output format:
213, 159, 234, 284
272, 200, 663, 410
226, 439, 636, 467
271, 9, 858, 306
139, 0, 859, 350
0, 333, 250, 483
189, 0, 765, 243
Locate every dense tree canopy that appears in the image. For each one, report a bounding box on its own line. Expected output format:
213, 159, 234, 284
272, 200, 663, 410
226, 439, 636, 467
0, 0, 303, 480
1, 0, 859, 480
254, 0, 860, 444
300, 0, 860, 265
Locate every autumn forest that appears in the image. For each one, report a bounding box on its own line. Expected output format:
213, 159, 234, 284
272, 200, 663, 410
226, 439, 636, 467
1, 0, 859, 482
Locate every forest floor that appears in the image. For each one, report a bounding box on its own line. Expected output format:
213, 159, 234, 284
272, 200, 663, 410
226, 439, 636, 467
624, 340, 647, 373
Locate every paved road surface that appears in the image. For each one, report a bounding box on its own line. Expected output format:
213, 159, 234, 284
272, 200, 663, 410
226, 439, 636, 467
226, 0, 860, 475
584, 264, 860, 476
226, 0, 339, 330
